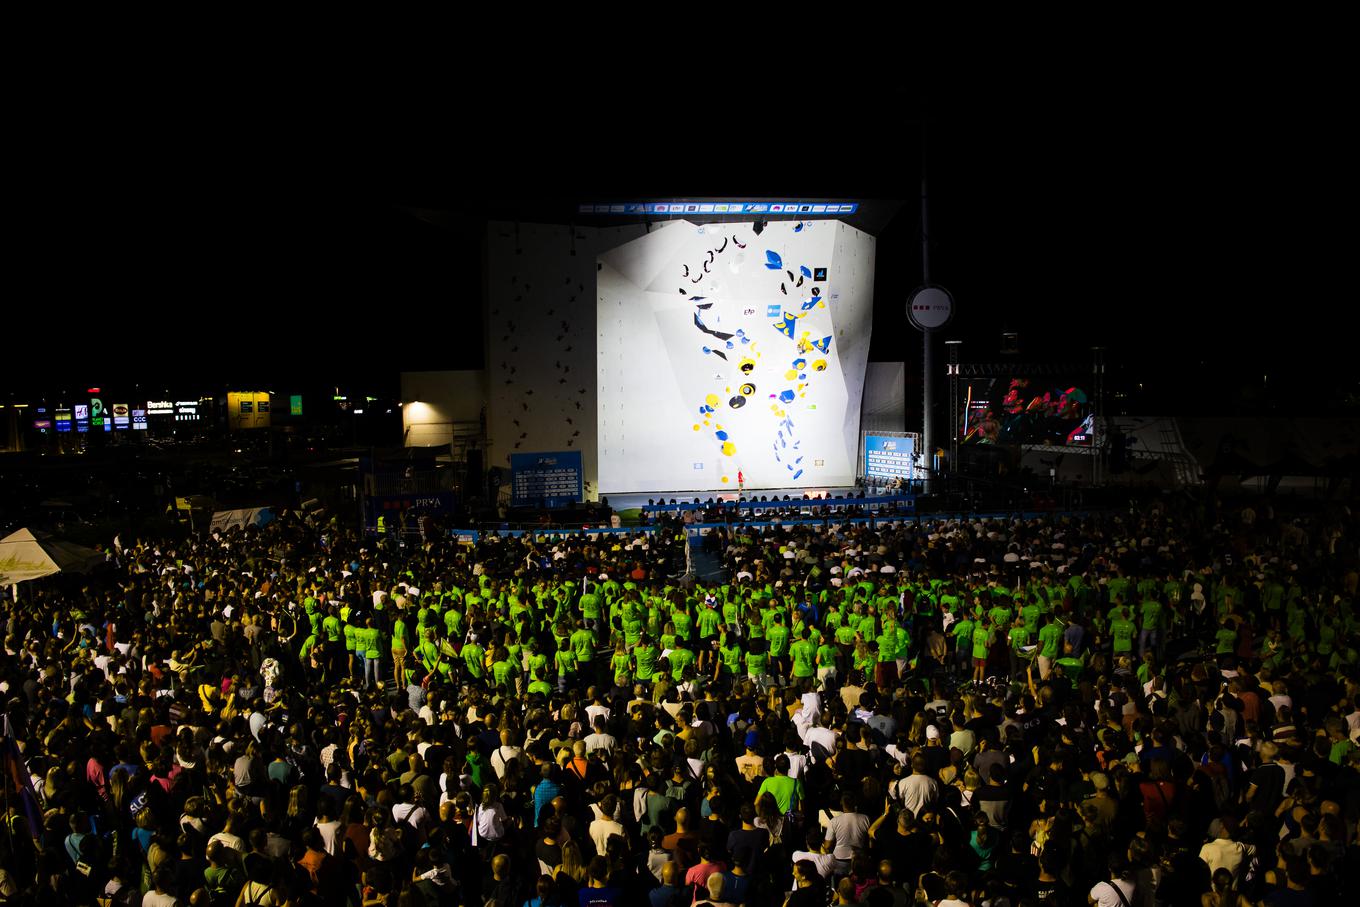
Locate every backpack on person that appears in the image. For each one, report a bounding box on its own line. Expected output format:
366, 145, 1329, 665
239, 881, 273, 907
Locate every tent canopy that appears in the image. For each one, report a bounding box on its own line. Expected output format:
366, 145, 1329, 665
209, 507, 276, 533
0, 528, 105, 586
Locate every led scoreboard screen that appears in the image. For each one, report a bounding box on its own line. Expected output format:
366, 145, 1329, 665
510, 451, 583, 510
864, 434, 917, 481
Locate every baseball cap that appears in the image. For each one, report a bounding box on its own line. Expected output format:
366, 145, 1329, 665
925, 725, 941, 740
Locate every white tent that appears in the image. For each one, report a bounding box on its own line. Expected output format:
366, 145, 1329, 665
0, 527, 105, 586
209, 507, 276, 533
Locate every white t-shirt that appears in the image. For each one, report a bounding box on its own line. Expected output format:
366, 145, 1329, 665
1089, 879, 1136, 907
584, 733, 616, 754
893, 773, 941, 815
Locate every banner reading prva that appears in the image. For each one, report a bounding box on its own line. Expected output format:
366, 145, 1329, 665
510, 451, 583, 509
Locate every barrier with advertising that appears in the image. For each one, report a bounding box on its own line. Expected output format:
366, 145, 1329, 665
365, 492, 456, 532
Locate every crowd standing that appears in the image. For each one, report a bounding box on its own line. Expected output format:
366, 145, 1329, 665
1, 495, 1358, 907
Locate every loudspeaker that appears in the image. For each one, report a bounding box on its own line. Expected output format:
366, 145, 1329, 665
465, 449, 484, 497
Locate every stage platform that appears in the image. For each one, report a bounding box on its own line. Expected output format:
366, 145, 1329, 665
601, 486, 859, 512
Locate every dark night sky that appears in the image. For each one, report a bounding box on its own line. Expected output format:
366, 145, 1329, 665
4, 67, 1352, 415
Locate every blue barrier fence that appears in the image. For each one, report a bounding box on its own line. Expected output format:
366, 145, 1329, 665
448, 510, 1095, 543
641, 494, 915, 514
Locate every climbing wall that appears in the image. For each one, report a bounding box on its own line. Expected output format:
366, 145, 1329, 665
596, 219, 875, 493
485, 221, 647, 501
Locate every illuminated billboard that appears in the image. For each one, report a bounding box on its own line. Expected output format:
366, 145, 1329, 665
227, 391, 272, 430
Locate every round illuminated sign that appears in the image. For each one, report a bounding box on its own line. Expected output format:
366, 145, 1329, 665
907, 285, 954, 331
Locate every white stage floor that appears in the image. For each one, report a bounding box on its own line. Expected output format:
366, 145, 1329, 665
602, 486, 860, 511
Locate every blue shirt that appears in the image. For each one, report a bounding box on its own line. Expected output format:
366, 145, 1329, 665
579, 887, 622, 907
534, 778, 561, 827
1063, 623, 1085, 656
649, 885, 684, 907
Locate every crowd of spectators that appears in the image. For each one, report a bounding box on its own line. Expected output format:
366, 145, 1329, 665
1, 496, 1358, 907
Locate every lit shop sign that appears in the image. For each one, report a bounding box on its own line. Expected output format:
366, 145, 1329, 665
132, 409, 147, 430
227, 391, 271, 430
33, 420, 52, 432
175, 401, 201, 422
55, 409, 72, 432
113, 403, 130, 429
577, 201, 859, 215
74, 404, 89, 420
89, 399, 105, 428
146, 401, 175, 415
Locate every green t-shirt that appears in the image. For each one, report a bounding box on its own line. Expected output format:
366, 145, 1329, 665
697, 608, 721, 638
570, 628, 594, 664
1214, 627, 1237, 654
623, 617, 644, 647
322, 615, 341, 643
1318, 623, 1337, 656
1111, 619, 1136, 653
580, 592, 601, 619
462, 642, 485, 678
1038, 623, 1063, 660
1139, 600, 1162, 632
720, 642, 742, 674
767, 624, 789, 657
895, 626, 910, 659
876, 630, 896, 663
669, 646, 695, 681
1008, 626, 1031, 653
491, 659, 517, 687
756, 774, 802, 813
971, 626, 993, 660
554, 647, 577, 676
816, 642, 837, 669
745, 651, 768, 677
790, 638, 816, 677
610, 650, 631, 682
634, 643, 657, 681
953, 618, 976, 652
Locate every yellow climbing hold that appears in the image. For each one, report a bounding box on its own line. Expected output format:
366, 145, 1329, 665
721, 441, 736, 456
705, 394, 719, 407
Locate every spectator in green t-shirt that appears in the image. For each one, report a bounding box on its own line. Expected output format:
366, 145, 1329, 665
971, 621, 995, 683
1007, 616, 1032, 679
1037, 615, 1064, 680
789, 629, 816, 680
754, 753, 803, 813
1110, 608, 1136, 656
1138, 597, 1163, 659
